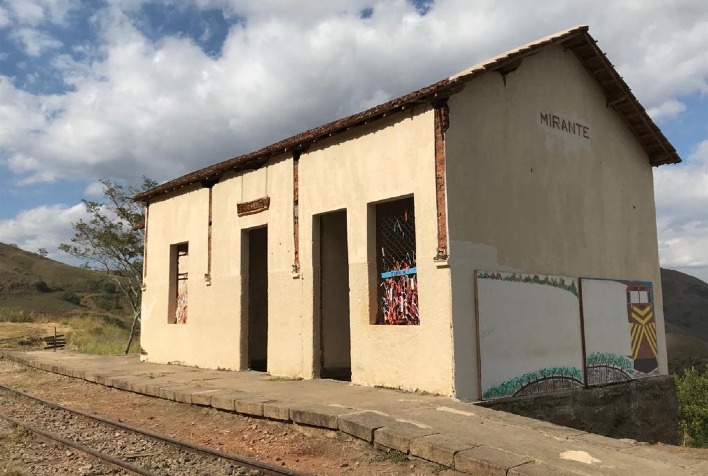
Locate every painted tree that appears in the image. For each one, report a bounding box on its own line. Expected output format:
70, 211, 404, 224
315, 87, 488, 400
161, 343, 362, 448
60, 178, 156, 354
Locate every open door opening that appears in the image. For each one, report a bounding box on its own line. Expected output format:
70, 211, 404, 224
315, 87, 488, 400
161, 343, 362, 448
246, 227, 268, 372
316, 211, 351, 380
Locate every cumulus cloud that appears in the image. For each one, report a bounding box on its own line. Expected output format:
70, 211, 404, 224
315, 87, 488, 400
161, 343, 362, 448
0, 0, 705, 186
7, 0, 77, 26
655, 140, 708, 282
0, 203, 88, 262
0, 0, 705, 279
0, 6, 9, 28
12, 26, 63, 56
648, 99, 688, 123
83, 180, 106, 198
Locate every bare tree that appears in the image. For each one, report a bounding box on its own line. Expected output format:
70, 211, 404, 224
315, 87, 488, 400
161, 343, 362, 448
60, 178, 156, 354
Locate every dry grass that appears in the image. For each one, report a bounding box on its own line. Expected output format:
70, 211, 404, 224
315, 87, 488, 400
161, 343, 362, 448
0, 310, 139, 355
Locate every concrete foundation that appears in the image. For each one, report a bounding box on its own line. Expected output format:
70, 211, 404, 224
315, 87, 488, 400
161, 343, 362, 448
480, 375, 679, 444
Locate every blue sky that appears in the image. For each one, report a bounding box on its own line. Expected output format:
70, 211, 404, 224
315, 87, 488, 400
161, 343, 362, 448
0, 0, 706, 282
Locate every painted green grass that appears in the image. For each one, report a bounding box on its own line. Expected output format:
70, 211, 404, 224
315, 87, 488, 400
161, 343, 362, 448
483, 366, 583, 400
586, 352, 634, 373
477, 271, 579, 297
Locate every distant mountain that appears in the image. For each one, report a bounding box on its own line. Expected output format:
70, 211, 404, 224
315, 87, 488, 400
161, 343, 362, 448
0, 242, 125, 316
661, 268, 708, 343
661, 268, 708, 370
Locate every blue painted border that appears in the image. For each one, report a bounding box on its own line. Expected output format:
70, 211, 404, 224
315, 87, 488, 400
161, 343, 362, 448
380, 267, 417, 279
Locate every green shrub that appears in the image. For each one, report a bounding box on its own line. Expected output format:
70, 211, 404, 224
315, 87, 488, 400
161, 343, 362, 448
102, 315, 128, 329
61, 292, 81, 306
670, 356, 708, 375
102, 281, 118, 294
676, 366, 708, 447
33, 281, 51, 293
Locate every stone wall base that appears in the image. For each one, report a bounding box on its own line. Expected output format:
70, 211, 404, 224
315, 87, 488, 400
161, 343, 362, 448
480, 375, 678, 444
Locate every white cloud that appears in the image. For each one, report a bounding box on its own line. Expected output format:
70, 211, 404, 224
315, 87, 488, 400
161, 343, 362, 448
8, 0, 45, 26
12, 26, 62, 56
0, 1, 704, 186
0, 77, 53, 150
0, 1, 705, 280
83, 180, 105, 198
0, 6, 9, 28
7, 0, 77, 26
0, 203, 88, 262
655, 140, 708, 283
647, 99, 688, 123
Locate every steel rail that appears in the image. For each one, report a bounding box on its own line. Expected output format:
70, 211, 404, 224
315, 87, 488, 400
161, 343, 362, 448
0, 413, 156, 476
0, 383, 313, 476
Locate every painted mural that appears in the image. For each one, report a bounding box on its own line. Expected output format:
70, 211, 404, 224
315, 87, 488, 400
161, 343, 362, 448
581, 279, 658, 385
476, 271, 584, 400
376, 198, 419, 325
483, 367, 583, 400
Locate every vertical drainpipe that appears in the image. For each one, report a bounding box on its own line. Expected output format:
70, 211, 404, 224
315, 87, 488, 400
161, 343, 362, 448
434, 100, 450, 260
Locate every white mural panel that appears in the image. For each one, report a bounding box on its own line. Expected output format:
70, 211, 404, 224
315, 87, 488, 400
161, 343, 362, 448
476, 271, 584, 400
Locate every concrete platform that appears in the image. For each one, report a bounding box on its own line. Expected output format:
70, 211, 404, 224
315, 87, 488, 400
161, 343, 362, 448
2, 350, 704, 475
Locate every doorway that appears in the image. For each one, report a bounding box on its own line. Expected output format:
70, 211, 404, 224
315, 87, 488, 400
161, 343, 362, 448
315, 211, 351, 380
245, 227, 268, 371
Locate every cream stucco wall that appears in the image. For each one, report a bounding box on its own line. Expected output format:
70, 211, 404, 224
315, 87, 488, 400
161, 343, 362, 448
298, 109, 454, 395
141, 157, 297, 372
141, 107, 456, 396
445, 45, 667, 400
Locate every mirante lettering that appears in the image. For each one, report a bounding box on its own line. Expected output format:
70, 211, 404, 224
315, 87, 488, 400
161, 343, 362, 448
540, 112, 590, 139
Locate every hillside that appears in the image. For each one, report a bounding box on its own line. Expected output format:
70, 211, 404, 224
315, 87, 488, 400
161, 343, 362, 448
0, 242, 126, 316
661, 268, 708, 343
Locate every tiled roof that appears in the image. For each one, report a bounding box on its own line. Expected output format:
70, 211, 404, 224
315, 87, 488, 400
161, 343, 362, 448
134, 25, 680, 202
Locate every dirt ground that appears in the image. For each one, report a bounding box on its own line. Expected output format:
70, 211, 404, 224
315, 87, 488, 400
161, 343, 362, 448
0, 357, 462, 476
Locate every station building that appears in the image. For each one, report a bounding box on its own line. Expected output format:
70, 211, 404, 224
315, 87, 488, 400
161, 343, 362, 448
134, 26, 680, 401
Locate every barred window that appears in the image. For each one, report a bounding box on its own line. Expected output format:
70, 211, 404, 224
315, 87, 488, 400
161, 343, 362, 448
375, 197, 419, 325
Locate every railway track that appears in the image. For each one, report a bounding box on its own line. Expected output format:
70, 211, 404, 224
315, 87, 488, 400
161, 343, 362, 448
0, 383, 314, 476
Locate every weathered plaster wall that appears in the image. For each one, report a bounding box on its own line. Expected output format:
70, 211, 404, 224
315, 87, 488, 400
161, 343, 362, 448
299, 109, 455, 395
141, 156, 296, 372
140, 185, 231, 367
445, 45, 667, 400
141, 107, 455, 396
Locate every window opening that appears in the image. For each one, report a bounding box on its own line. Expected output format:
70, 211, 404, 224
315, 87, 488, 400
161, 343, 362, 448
376, 197, 419, 325
169, 242, 188, 324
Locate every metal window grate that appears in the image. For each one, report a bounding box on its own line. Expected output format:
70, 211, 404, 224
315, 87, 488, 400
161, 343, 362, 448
376, 198, 419, 325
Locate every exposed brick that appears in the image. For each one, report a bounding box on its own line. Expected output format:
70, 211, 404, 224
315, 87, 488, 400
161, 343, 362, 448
292, 151, 300, 271
433, 101, 449, 258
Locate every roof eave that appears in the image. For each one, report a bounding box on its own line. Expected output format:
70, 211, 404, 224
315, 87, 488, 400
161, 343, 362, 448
133, 80, 461, 202
134, 26, 681, 202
